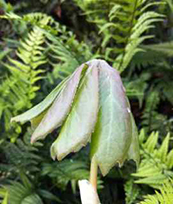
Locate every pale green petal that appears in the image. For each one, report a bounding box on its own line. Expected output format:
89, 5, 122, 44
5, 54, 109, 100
51, 65, 99, 160
91, 61, 132, 176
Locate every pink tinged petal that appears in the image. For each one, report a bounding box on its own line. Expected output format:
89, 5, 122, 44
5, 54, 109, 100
31, 64, 86, 143
51, 65, 99, 160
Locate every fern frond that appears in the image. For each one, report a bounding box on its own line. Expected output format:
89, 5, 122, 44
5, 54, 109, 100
124, 72, 150, 107
131, 41, 173, 69
142, 41, 173, 57
6, 181, 43, 204
42, 158, 103, 193
42, 159, 90, 192
140, 179, 173, 204
0, 172, 43, 204
1, 12, 55, 31
3, 11, 93, 78
131, 49, 165, 69
45, 29, 93, 80
23, 12, 54, 26
0, 25, 46, 132
124, 179, 140, 204
141, 90, 168, 132
75, 0, 164, 72
0, 10, 94, 138
113, 7, 163, 72
0, 129, 43, 174
132, 130, 173, 188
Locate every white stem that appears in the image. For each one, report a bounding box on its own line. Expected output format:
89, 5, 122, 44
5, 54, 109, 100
79, 180, 101, 204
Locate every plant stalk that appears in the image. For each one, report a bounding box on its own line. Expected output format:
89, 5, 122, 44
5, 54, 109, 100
89, 156, 98, 192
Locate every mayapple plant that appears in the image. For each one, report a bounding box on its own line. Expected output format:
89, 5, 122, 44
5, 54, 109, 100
11, 59, 139, 203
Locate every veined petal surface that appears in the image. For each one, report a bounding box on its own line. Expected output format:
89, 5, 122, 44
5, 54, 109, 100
31, 64, 86, 143
51, 65, 99, 160
91, 60, 132, 176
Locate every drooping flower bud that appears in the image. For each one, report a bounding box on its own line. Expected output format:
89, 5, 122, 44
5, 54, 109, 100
11, 59, 139, 176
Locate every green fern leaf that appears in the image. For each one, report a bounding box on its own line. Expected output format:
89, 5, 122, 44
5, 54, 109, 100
140, 179, 173, 204
133, 130, 173, 188
75, 0, 164, 72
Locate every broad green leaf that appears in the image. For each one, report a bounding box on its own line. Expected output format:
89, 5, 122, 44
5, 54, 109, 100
11, 76, 69, 123
90, 61, 132, 176
51, 65, 99, 160
31, 64, 86, 143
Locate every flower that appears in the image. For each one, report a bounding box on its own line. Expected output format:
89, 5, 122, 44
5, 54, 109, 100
11, 59, 139, 176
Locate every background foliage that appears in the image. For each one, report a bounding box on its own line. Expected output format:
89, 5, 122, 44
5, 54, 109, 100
0, 0, 173, 203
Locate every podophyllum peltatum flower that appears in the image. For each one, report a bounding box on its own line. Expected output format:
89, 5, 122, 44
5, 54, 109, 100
11, 59, 139, 176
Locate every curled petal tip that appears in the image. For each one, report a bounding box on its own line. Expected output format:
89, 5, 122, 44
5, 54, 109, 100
30, 138, 35, 144
50, 145, 57, 161
10, 117, 15, 123
57, 154, 63, 161
52, 156, 56, 161
51, 152, 56, 161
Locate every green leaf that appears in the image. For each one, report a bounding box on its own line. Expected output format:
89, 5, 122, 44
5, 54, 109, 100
90, 61, 132, 176
51, 65, 99, 160
31, 64, 86, 143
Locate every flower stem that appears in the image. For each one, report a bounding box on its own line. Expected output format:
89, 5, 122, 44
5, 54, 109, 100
89, 156, 98, 191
